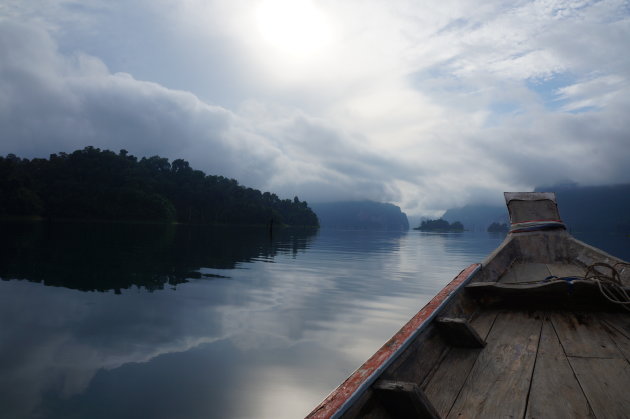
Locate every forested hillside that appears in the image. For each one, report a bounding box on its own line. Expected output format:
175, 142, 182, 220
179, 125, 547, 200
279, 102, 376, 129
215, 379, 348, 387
0, 147, 318, 227
310, 201, 409, 231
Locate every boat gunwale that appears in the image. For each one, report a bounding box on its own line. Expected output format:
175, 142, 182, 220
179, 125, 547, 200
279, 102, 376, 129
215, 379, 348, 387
306, 263, 481, 419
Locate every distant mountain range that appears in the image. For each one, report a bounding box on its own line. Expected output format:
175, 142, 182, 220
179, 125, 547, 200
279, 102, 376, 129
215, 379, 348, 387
442, 184, 630, 233
310, 201, 409, 231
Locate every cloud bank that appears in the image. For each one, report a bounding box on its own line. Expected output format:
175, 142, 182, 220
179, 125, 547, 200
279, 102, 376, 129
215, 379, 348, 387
1, 1, 629, 215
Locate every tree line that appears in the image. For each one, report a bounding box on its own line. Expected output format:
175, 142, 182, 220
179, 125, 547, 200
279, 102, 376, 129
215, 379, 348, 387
414, 219, 464, 232
0, 147, 319, 227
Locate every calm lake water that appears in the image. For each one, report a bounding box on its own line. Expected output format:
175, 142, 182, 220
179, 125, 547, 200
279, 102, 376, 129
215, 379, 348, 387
1, 221, 628, 419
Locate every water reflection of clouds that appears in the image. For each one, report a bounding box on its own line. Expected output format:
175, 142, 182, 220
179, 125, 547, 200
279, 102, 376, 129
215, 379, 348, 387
0, 228, 513, 418
7, 291, 359, 417
0, 280, 232, 418
1, 262, 357, 418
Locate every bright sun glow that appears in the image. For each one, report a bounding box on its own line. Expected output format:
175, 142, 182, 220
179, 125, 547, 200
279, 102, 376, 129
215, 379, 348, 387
255, 0, 333, 59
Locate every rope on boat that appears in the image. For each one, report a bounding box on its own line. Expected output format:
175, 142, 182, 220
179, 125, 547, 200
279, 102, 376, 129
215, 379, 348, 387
501, 262, 630, 310
585, 262, 630, 311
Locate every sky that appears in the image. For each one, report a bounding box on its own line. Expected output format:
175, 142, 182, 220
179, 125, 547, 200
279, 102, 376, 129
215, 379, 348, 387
1, 0, 629, 216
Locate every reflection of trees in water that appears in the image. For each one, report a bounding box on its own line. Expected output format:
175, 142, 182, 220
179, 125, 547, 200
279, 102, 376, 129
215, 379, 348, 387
0, 221, 318, 292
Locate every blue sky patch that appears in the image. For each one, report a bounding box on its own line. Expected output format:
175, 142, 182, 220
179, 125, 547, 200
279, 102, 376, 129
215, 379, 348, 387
525, 73, 577, 111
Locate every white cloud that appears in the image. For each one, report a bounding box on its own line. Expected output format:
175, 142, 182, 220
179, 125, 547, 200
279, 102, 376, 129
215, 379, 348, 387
1, 1, 630, 216
0, 21, 407, 202
556, 75, 627, 111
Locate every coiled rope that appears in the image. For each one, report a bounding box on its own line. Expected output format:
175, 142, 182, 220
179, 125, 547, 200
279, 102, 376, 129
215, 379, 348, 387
501, 262, 630, 310
584, 262, 630, 310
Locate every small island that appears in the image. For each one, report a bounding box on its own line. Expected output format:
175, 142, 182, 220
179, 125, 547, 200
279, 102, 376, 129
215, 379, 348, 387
414, 219, 464, 232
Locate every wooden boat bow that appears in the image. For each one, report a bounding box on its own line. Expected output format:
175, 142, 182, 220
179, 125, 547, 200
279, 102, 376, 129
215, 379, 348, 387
306, 192, 630, 419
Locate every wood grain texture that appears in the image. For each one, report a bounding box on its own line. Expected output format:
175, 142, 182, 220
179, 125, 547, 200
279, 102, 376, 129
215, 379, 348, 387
446, 311, 542, 419
600, 313, 630, 362
384, 327, 448, 384
600, 312, 630, 339
546, 263, 586, 278
569, 357, 630, 419
498, 263, 551, 284
469, 310, 500, 339
525, 317, 593, 419
425, 347, 483, 418
551, 312, 621, 358
424, 311, 498, 417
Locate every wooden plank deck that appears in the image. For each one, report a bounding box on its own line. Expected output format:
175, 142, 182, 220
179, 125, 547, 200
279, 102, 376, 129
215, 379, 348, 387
444, 311, 542, 418
424, 309, 630, 419
498, 263, 551, 284
525, 316, 594, 418
551, 312, 620, 358
498, 262, 587, 284
423, 311, 498, 417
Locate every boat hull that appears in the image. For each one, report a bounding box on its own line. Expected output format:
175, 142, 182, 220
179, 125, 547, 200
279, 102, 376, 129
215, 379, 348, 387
306, 193, 630, 418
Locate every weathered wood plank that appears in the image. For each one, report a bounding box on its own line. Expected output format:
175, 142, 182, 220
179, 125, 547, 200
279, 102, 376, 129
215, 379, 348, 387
425, 347, 483, 417
383, 326, 448, 384
497, 267, 519, 284
546, 263, 586, 278
498, 263, 551, 284
469, 309, 499, 338
551, 312, 621, 358
424, 311, 499, 417
446, 311, 542, 419
569, 357, 630, 418
435, 317, 485, 348
600, 312, 630, 340
525, 316, 593, 419
599, 313, 630, 362
373, 380, 440, 419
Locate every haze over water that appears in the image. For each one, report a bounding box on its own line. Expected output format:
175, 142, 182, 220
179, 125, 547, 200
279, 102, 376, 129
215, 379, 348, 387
1, 221, 627, 418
